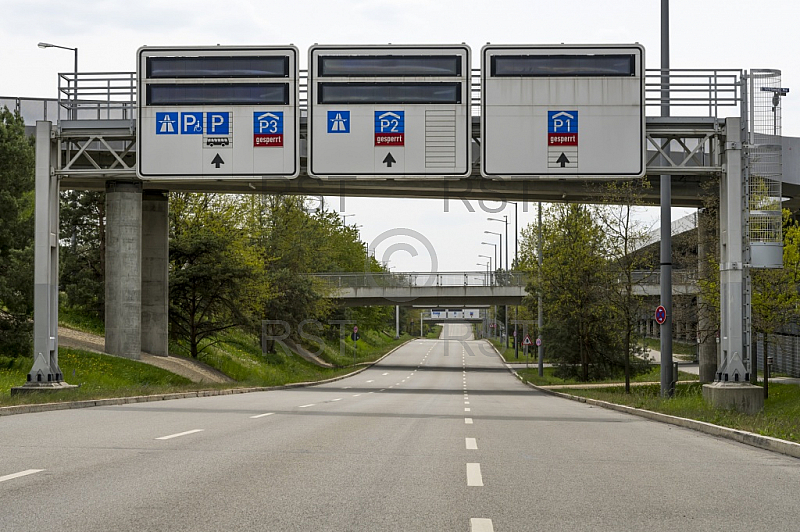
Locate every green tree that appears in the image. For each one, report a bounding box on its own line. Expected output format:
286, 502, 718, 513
169, 193, 264, 358
597, 179, 652, 392
751, 209, 800, 378
0, 107, 35, 357
524, 203, 624, 381
59, 191, 105, 318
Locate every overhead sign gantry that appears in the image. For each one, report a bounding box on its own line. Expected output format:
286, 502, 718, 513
136, 45, 299, 179
481, 44, 645, 179
307, 45, 472, 178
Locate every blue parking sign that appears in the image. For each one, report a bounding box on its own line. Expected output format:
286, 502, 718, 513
206, 112, 230, 135
181, 112, 204, 134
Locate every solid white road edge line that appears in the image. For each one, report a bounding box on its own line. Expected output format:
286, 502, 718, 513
0, 469, 44, 483
156, 429, 204, 440
466, 438, 478, 450
467, 463, 484, 486
250, 413, 274, 419
470, 518, 494, 532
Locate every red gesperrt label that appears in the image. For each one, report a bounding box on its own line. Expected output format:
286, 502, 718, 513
548, 133, 578, 146
254, 134, 283, 147
375, 133, 404, 146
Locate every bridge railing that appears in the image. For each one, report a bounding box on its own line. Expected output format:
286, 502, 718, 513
313, 271, 528, 289
624, 269, 698, 286
42, 68, 744, 126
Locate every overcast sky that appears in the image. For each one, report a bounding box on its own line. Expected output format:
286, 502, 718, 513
2, 0, 798, 272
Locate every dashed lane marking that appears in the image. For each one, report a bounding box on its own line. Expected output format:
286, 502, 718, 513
250, 413, 274, 419
298, 404, 315, 408
465, 418, 473, 424
466, 438, 478, 450
156, 429, 204, 440
470, 518, 494, 531
0, 469, 44, 483
467, 463, 484, 486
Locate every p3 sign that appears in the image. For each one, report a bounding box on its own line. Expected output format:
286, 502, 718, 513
253, 112, 284, 147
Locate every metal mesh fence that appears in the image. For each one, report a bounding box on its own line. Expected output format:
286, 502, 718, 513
748, 69, 783, 245
755, 330, 800, 377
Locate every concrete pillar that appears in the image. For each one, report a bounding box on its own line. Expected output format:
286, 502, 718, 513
105, 182, 142, 359
697, 207, 717, 382
142, 191, 169, 356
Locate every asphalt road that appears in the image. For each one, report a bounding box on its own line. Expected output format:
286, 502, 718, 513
2, 323, 799, 531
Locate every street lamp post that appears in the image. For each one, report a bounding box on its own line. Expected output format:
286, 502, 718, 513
487, 223, 508, 347
38, 42, 78, 120
484, 231, 502, 273
488, 217, 508, 271
480, 242, 496, 284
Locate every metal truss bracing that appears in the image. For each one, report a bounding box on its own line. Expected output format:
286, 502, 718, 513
645, 118, 723, 176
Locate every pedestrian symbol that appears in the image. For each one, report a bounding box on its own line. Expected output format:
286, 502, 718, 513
328, 111, 350, 133
156, 112, 178, 135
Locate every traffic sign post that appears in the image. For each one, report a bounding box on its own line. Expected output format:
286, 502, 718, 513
351, 326, 360, 366
481, 44, 645, 179
522, 334, 533, 368
137, 46, 300, 180
308, 45, 472, 178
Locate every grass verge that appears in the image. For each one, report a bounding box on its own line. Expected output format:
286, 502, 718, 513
516, 365, 699, 386
2, 326, 411, 407
558, 382, 800, 444
0, 348, 210, 406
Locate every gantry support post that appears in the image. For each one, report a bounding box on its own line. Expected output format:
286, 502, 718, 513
14, 122, 76, 394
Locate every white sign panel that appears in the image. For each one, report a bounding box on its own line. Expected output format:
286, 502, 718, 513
137, 46, 299, 180
308, 45, 471, 178
481, 44, 645, 179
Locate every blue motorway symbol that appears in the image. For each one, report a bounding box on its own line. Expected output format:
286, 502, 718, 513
375, 111, 404, 133
181, 112, 204, 135
155, 112, 179, 135
206, 112, 230, 135
328, 111, 350, 133
254, 111, 283, 134
548, 110, 579, 133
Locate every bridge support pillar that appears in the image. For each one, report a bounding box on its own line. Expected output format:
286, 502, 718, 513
142, 191, 169, 356
697, 207, 717, 382
105, 182, 142, 359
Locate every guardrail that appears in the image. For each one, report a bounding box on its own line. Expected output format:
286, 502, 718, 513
313, 271, 528, 289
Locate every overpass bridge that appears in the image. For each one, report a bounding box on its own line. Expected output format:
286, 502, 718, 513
313, 271, 527, 307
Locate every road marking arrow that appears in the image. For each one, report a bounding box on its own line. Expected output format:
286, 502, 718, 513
211, 153, 225, 168
557, 153, 570, 167
383, 152, 396, 168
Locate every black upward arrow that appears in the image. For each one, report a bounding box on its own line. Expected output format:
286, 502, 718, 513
211, 153, 225, 168
556, 153, 570, 168
383, 153, 396, 168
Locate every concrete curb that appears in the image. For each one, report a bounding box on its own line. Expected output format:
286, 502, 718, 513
487, 341, 800, 461
0, 338, 415, 418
